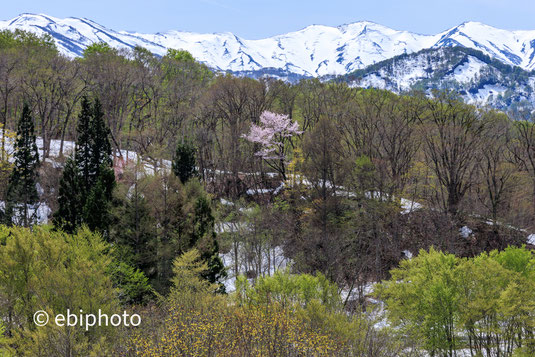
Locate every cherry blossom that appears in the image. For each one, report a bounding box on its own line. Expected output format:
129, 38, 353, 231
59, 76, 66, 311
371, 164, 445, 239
242, 111, 301, 178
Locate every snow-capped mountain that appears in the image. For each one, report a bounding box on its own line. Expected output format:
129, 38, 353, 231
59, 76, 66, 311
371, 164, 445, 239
3, 13, 535, 79
344, 46, 535, 111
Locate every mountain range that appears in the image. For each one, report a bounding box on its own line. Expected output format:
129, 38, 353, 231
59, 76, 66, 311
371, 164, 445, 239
3, 13, 535, 77
2, 13, 535, 110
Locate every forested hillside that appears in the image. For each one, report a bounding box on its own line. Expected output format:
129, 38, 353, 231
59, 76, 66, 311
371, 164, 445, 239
2, 29, 535, 356
340, 46, 535, 112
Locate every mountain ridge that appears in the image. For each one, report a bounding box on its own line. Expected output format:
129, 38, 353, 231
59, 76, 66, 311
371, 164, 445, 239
4, 13, 535, 80
339, 46, 535, 112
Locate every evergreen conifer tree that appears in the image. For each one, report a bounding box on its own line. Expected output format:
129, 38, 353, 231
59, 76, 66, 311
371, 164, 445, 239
5, 103, 40, 227
53, 157, 81, 233
200, 233, 226, 293
82, 165, 115, 234
55, 97, 115, 234
74, 96, 93, 194
82, 99, 115, 235
192, 195, 226, 292
110, 181, 157, 282
172, 141, 196, 184
89, 98, 112, 179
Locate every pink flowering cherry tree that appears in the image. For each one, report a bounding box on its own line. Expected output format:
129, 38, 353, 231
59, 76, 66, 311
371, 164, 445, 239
242, 111, 302, 180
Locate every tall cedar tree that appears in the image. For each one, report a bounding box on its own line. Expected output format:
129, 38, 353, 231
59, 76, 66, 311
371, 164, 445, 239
172, 142, 197, 184
52, 158, 81, 233
169, 156, 227, 292
89, 98, 113, 182
193, 195, 227, 292
82, 98, 115, 234
111, 183, 157, 283
54, 97, 115, 234
4, 103, 40, 227
74, 96, 93, 194
82, 166, 115, 233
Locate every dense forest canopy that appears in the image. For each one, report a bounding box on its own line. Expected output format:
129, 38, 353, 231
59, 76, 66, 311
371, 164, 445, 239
1, 29, 535, 356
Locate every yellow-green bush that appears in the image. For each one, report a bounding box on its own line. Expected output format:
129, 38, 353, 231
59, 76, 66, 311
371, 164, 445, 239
132, 251, 403, 356
0, 226, 121, 356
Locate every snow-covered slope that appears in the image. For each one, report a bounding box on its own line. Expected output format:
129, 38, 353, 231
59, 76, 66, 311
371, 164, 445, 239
346, 46, 535, 111
433, 22, 535, 70
3, 14, 535, 78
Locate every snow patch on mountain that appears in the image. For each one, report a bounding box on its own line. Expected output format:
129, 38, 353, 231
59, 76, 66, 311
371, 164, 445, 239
446, 56, 486, 83
469, 84, 508, 103
359, 54, 436, 91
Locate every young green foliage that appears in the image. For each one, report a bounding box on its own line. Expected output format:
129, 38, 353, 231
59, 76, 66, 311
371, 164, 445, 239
377, 246, 535, 356
0, 226, 121, 356
376, 248, 462, 356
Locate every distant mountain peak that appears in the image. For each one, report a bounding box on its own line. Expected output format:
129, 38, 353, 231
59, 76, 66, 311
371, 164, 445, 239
3, 13, 535, 78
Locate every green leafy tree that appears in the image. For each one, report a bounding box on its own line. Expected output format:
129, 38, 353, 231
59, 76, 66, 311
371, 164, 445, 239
0, 321, 10, 356
236, 270, 341, 311
0, 226, 121, 355
376, 248, 462, 356
82, 42, 115, 58
457, 252, 518, 356
0, 29, 56, 51
4, 103, 40, 227
165, 48, 195, 63
167, 249, 220, 308
162, 48, 213, 83
377, 246, 535, 356
108, 261, 154, 305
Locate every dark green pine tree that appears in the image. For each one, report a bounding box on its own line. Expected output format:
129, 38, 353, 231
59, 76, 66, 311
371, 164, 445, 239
191, 195, 213, 247
4, 103, 40, 227
82, 165, 115, 234
111, 183, 157, 283
55, 96, 115, 234
172, 141, 197, 184
89, 98, 113, 179
192, 195, 227, 292
80, 98, 115, 235
52, 157, 81, 233
74, 96, 94, 195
